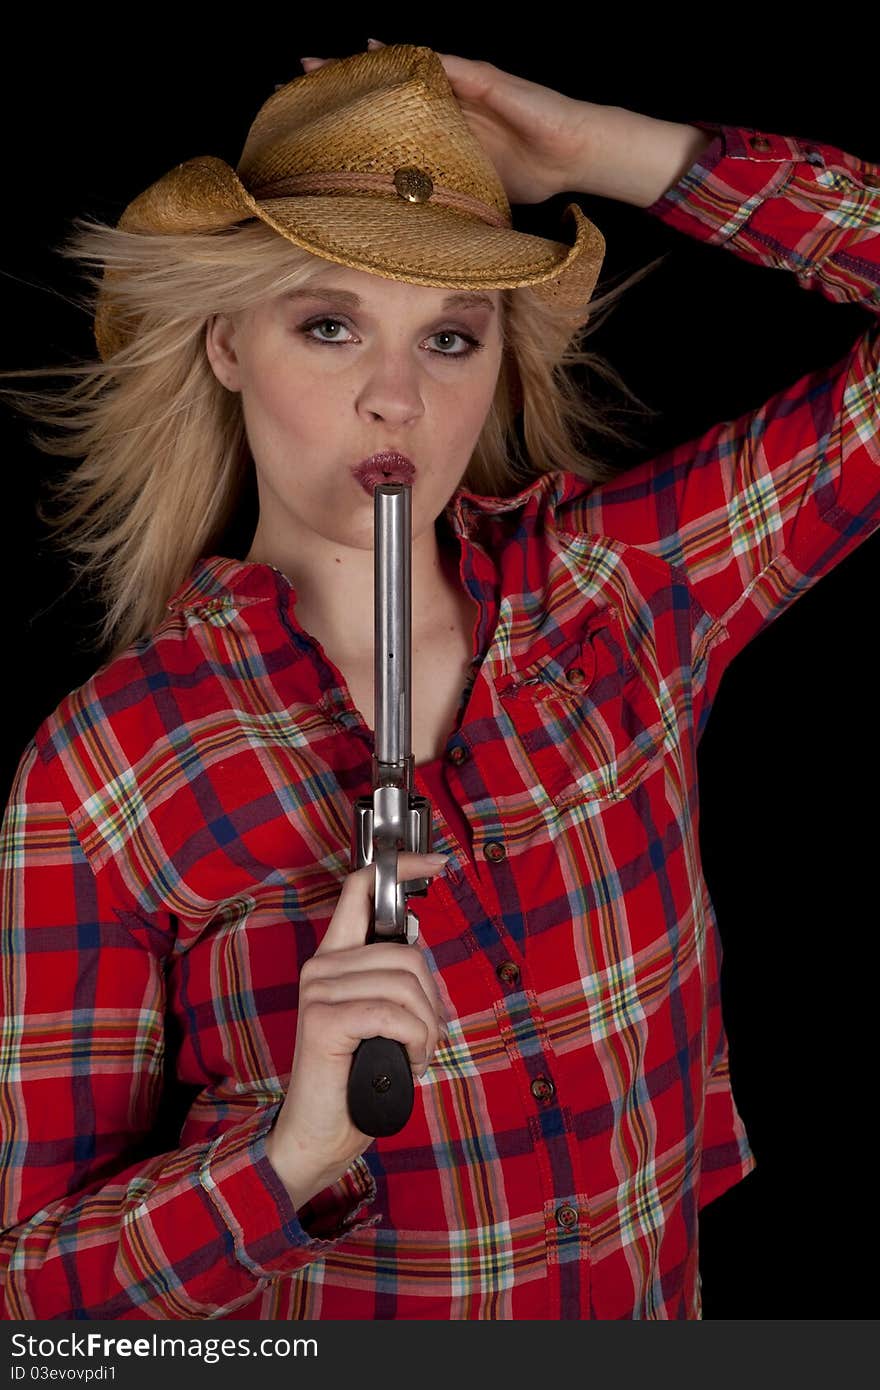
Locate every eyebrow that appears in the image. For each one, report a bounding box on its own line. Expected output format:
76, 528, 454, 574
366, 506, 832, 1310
283, 286, 496, 314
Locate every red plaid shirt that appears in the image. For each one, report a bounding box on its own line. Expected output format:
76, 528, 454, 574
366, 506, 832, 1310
2, 121, 878, 1320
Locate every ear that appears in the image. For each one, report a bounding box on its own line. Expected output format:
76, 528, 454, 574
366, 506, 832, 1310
205, 313, 243, 392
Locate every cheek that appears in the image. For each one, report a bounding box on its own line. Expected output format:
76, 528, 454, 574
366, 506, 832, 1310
453, 362, 503, 431
243, 365, 332, 437
452, 394, 492, 439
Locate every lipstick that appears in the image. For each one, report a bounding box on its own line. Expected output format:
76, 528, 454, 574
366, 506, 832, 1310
352, 452, 416, 493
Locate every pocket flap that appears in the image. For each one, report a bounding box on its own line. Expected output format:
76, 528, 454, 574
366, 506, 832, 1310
497, 605, 625, 703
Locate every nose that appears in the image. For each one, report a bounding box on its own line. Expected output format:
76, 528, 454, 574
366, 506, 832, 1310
357, 352, 426, 425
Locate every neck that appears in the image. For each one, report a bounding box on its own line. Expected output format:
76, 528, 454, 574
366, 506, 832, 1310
247, 515, 465, 663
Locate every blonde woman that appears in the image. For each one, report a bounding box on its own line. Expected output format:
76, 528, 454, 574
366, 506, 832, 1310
0, 41, 877, 1320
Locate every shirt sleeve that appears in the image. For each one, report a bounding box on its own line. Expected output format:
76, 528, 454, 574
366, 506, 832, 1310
0, 740, 378, 1320
574, 123, 879, 701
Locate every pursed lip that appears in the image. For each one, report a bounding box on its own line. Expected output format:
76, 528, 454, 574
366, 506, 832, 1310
352, 452, 416, 491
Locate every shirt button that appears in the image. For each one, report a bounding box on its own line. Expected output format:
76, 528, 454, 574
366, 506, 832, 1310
748, 134, 772, 153
448, 744, 469, 765
497, 960, 520, 987
531, 1075, 555, 1103
565, 666, 586, 685
484, 840, 506, 863
555, 1203, 578, 1231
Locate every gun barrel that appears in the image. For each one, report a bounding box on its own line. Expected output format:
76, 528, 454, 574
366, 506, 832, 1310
375, 484, 411, 772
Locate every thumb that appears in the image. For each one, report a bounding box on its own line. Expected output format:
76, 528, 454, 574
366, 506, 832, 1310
317, 852, 450, 954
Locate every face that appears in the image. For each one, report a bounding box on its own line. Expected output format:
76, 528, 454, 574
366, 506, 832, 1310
205, 264, 504, 561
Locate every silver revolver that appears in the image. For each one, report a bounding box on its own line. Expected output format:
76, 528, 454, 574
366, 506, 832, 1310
346, 483, 435, 1137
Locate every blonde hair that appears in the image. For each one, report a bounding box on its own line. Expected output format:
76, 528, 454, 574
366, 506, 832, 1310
0, 216, 668, 662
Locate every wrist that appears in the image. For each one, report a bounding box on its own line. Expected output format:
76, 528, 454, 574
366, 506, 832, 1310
572, 103, 715, 208
264, 1125, 327, 1213
264, 1120, 361, 1215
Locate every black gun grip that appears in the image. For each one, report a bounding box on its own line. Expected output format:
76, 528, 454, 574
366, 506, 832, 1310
347, 1035, 415, 1137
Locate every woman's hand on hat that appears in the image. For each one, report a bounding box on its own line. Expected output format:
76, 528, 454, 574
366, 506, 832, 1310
300, 40, 602, 205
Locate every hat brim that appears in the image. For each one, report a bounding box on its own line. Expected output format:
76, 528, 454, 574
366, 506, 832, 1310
95, 157, 605, 359
256, 194, 605, 300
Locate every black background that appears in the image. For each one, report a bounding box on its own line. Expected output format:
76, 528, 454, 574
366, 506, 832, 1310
1, 20, 877, 1320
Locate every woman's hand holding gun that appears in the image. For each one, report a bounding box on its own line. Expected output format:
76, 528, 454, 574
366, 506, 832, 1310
264, 851, 450, 1211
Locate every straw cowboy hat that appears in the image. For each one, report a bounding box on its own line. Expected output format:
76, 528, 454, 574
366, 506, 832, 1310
93, 43, 607, 361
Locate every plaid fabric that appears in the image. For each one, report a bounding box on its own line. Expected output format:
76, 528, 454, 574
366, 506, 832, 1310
1, 122, 878, 1321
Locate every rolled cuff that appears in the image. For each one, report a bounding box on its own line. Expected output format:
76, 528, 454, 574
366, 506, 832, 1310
200, 1104, 380, 1279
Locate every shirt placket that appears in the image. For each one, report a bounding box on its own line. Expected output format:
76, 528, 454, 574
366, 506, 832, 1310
427, 855, 592, 1317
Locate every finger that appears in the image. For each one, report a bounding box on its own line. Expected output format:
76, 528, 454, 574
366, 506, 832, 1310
303, 41, 384, 68
306, 937, 445, 1009
307, 935, 446, 1009
303, 995, 433, 1074
433, 53, 494, 100
318, 852, 450, 954
304, 965, 443, 1059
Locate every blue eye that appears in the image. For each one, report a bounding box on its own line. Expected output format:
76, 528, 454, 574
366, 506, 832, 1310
299, 317, 484, 360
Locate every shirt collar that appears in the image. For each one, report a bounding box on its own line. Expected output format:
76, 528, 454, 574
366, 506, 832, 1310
445, 466, 558, 528
167, 468, 567, 615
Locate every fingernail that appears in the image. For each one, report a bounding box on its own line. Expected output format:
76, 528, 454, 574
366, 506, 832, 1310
425, 853, 451, 866
367, 38, 385, 47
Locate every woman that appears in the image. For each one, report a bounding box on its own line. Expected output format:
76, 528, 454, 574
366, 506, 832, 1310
0, 40, 877, 1320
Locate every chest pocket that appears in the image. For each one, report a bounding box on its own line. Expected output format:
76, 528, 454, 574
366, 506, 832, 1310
495, 604, 665, 810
